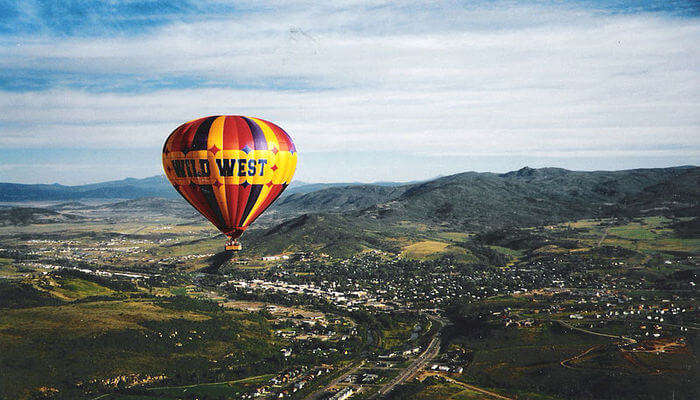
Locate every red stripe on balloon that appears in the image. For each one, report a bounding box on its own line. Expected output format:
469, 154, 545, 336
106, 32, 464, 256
231, 117, 254, 226
173, 122, 190, 153
179, 184, 220, 229
235, 116, 255, 150
225, 183, 239, 229
267, 121, 295, 152
166, 123, 188, 153
222, 117, 244, 227
222, 116, 239, 150
244, 183, 284, 227
180, 118, 206, 153
266, 122, 290, 151
235, 184, 252, 228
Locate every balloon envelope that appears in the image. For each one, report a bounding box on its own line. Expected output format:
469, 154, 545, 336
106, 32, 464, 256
162, 116, 297, 243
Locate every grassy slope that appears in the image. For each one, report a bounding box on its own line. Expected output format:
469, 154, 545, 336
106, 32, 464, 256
233, 167, 698, 259
446, 322, 695, 400
241, 213, 408, 258
0, 293, 282, 400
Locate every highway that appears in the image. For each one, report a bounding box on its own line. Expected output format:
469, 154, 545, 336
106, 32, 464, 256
304, 314, 445, 400
302, 361, 364, 400
370, 333, 441, 399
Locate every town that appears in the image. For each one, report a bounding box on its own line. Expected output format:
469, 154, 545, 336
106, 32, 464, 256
0, 207, 697, 400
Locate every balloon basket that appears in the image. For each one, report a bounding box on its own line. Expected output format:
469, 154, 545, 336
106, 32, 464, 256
225, 239, 242, 251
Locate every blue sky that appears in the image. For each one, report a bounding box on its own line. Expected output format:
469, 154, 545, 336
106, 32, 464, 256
0, 0, 698, 184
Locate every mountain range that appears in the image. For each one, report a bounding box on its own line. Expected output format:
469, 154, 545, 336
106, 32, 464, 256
1, 166, 697, 255
0, 176, 411, 202
274, 166, 698, 226
240, 166, 698, 255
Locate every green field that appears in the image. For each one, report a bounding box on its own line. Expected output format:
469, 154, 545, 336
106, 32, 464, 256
443, 317, 696, 400
411, 382, 464, 400
0, 257, 19, 277
379, 321, 417, 350
401, 240, 450, 259
104, 374, 275, 399
487, 245, 524, 258
50, 277, 115, 299
0, 290, 286, 400
552, 216, 699, 255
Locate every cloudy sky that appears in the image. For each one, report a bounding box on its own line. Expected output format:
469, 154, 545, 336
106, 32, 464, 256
0, 0, 698, 185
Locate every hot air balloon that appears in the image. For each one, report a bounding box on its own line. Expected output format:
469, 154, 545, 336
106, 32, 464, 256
162, 116, 297, 251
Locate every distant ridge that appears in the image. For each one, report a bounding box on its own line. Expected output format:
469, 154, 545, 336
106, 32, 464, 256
240, 166, 698, 255
0, 176, 176, 201
1, 167, 696, 229
0, 175, 416, 202
1, 166, 696, 255
268, 166, 699, 229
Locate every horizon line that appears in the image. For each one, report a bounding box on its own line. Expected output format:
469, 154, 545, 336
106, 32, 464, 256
1, 164, 697, 187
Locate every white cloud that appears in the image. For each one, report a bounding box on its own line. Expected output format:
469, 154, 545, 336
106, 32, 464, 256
0, 2, 698, 171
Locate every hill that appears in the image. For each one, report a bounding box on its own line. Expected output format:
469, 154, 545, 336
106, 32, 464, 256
0, 176, 177, 201
615, 168, 699, 217
244, 166, 698, 255
0, 175, 415, 202
98, 197, 200, 217
242, 213, 403, 258
0, 207, 85, 226
2, 166, 696, 255
275, 166, 697, 231
47, 201, 88, 211
273, 184, 407, 214
380, 166, 696, 230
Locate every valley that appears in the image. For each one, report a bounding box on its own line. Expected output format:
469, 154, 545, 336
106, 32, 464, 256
0, 166, 697, 400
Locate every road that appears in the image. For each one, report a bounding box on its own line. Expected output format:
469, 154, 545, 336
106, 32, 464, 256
302, 361, 364, 400
304, 313, 445, 400
556, 319, 636, 344
596, 224, 611, 247
560, 344, 603, 369
439, 375, 513, 400
370, 333, 441, 399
